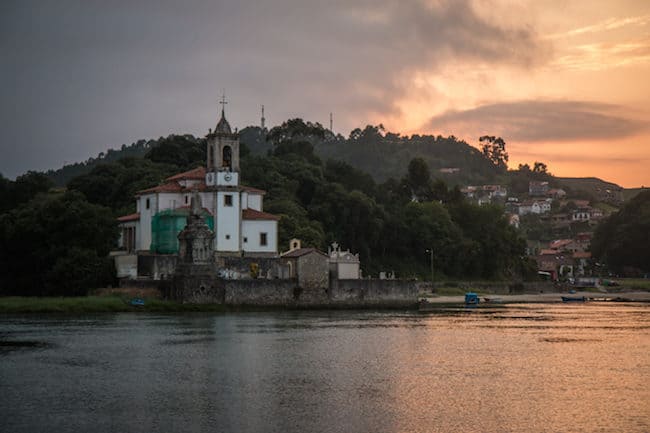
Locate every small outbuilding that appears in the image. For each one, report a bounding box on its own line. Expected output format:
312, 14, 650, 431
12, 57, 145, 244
280, 240, 329, 290
328, 242, 361, 279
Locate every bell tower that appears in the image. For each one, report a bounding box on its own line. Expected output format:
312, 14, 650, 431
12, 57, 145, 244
205, 95, 239, 188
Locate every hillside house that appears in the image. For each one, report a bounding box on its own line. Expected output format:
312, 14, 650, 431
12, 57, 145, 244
529, 181, 549, 196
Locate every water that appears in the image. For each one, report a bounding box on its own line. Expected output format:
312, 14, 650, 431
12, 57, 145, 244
1, 304, 649, 433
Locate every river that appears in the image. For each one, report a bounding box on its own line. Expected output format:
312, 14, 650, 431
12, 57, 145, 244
1, 303, 649, 433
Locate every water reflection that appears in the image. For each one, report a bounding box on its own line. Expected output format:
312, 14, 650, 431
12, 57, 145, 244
1, 305, 648, 433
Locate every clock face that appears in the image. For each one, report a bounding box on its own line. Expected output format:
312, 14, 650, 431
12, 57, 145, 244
224, 173, 232, 181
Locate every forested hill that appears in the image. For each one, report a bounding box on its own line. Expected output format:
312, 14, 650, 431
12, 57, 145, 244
241, 124, 500, 185
44, 121, 501, 187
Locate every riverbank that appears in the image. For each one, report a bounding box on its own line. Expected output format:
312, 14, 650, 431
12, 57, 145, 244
421, 290, 650, 305
3, 288, 649, 313
0, 296, 230, 314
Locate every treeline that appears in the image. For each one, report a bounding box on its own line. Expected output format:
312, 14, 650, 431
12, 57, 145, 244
0, 135, 203, 296
240, 123, 501, 186
0, 175, 117, 296
591, 190, 650, 276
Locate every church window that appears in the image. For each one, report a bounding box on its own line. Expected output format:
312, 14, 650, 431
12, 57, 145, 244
244, 237, 248, 243
224, 194, 233, 206
260, 232, 268, 246
225, 234, 230, 240
208, 146, 213, 167
223, 146, 232, 169
146, 198, 150, 210
185, 195, 189, 204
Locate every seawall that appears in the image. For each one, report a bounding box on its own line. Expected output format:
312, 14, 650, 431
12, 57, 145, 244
158, 277, 418, 309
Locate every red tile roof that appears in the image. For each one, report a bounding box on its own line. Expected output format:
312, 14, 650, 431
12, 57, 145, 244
281, 247, 327, 258
136, 182, 211, 195
117, 213, 140, 222
241, 185, 267, 194
137, 182, 183, 195
242, 208, 280, 221
166, 166, 206, 181
573, 251, 592, 259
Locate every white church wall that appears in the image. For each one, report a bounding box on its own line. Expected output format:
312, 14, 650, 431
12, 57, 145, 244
199, 192, 215, 212
215, 190, 240, 251
247, 194, 262, 211
158, 192, 183, 210
241, 191, 248, 210
242, 220, 277, 253
138, 193, 156, 251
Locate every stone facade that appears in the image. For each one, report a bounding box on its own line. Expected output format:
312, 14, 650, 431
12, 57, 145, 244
280, 247, 329, 290
163, 277, 417, 308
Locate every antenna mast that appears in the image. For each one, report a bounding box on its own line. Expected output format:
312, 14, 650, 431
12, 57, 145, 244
329, 112, 333, 132
261, 105, 266, 130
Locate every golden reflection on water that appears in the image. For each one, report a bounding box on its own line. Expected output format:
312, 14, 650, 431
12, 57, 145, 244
390, 304, 650, 433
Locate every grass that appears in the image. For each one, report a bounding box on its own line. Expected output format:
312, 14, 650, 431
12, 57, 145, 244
0, 296, 230, 314
618, 279, 650, 290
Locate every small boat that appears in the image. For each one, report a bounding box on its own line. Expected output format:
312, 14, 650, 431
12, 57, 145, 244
561, 296, 586, 302
129, 298, 145, 307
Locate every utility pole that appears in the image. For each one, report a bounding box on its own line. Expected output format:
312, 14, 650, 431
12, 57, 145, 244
261, 105, 266, 130
425, 249, 434, 283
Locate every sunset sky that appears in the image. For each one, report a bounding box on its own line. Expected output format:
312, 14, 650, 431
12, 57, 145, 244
2, 0, 649, 187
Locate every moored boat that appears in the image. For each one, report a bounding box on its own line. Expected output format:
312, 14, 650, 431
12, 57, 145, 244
561, 296, 586, 302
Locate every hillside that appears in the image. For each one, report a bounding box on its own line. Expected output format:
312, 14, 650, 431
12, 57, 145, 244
556, 177, 624, 204
41, 121, 638, 200
242, 124, 502, 185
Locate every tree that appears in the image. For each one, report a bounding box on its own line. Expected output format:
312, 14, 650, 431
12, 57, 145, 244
405, 157, 432, 201
533, 161, 548, 174
0, 171, 54, 212
0, 191, 118, 296
266, 118, 326, 146
591, 190, 650, 275
479, 136, 509, 170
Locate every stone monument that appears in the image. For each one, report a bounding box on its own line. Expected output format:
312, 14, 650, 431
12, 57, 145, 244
170, 192, 221, 302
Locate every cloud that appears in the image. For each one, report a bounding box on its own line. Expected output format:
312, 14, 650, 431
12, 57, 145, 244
424, 100, 648, 142
0, 0, 546, 177
552, 38, 650, 71
546, 14, 650, 39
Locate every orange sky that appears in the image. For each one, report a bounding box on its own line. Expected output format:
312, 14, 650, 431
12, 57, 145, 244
3, 0, 648, 187
380, 0, 650, 187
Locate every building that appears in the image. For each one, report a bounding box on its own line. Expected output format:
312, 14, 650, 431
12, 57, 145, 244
518, 199, 552, 215
117, 107, 279, 261
279, 239, 329, 290
328, 242, 361, 279
529, 181, 549, 196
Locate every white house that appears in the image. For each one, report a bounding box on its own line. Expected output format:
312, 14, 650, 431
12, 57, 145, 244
518, 199, 552, 216
117, 108, 279, 257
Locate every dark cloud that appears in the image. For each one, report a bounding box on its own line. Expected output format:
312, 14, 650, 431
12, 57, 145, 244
1, 0, 545, 177
425, 100, 648, 142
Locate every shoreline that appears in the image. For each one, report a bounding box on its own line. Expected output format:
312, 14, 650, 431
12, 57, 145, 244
421, 290, 650, 305
1, 290, 650, 313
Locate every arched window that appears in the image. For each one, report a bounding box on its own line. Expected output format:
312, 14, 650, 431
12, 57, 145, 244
222, 146, 232, 169
207, 146, 213, 168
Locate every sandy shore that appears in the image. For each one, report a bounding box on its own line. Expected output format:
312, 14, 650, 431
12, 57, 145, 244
421, 291, 650, 304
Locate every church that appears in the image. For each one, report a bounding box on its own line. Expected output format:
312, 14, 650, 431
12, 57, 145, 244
117, 107, 279, 259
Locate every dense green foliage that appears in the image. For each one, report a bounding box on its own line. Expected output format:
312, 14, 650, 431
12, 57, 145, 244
0, 190, 118, 296
0, 171, 54, 213
591, 190, 650, 275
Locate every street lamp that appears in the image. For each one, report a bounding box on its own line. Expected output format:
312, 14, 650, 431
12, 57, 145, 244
425, 248, 434, 283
